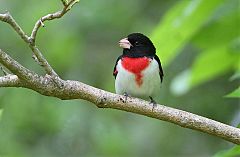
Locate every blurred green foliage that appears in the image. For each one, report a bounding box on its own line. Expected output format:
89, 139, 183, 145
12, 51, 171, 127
152, 0, 239, 93
226, 87, 240, 98
0, 0, 239, 157
151, 0, 224, 65
213, 146, 240, 157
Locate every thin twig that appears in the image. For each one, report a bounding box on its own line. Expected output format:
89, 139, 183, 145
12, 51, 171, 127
0, 66, 8, 75
0, 12, 58, 77
29, 45, 58, 76
0, 12, 29, 43
30, 0, 79, 44
0, 0, 79, 77
61, 0, 68, 6
27, 0, 78, 76
0, 49, 37, 81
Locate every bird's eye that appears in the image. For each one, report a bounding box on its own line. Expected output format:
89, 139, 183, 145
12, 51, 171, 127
135, 41, 139, 45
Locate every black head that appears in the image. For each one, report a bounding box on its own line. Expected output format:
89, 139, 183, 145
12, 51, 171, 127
119, 33, 156, 57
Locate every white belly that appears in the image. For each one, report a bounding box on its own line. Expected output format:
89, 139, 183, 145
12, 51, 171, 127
115, 58, 161, 99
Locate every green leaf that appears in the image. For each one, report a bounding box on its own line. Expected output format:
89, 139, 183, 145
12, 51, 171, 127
226, 87, 240, 98
190, 44, 239, 87
151, 0, 224, 65
192, 12, 239, 49
213, 146, 240, 157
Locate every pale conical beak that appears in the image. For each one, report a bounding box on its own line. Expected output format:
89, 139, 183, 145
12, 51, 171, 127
119, 38, 132, 49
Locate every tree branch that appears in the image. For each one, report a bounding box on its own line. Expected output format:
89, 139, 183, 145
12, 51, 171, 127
29, 45, 58, 76
30, 0, 79, 44
0, 12, 58, 77
29, 0, 79, 76
0, 66, 8, 75
0, 0, 239, 145
0, 1, 79, 77
0, 71, 240, 144
0, 12, 29, 43
27, 81, 240, 145
0, 74, 22, 87
0, 49, 37, 81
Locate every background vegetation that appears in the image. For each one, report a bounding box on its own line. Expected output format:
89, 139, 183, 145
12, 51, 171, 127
0, 0, 239, 156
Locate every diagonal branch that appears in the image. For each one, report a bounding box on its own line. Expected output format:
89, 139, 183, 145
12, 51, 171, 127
0, 74, 239, 144
28, 0, 79, 75
29, 45, 58, 76
38, 80, 240, 145
0, 49, 37, 81
0, 12, 29, 43
30, 0, 79, 44
0, 66, 8, 75
0, 12, 58, 77
0, 1, 79, 77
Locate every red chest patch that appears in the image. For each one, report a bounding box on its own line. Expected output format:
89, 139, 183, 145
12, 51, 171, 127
121, 57, 150, 86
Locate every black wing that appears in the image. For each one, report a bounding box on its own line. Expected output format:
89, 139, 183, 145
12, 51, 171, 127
113, 55, 122, 79
154, 55, 164, 83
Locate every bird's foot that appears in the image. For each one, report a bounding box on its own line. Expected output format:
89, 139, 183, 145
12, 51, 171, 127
149, 96, 157, 111
123, 92, 129, 102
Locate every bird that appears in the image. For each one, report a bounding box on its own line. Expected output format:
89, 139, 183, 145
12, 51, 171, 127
113, 33, 164, 103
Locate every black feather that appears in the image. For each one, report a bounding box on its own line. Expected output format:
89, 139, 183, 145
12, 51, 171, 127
113, 55, 122, 78
153, 55, 164, 83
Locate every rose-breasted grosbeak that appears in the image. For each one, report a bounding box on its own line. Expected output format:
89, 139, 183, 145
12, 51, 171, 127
113, 33, 164, 101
